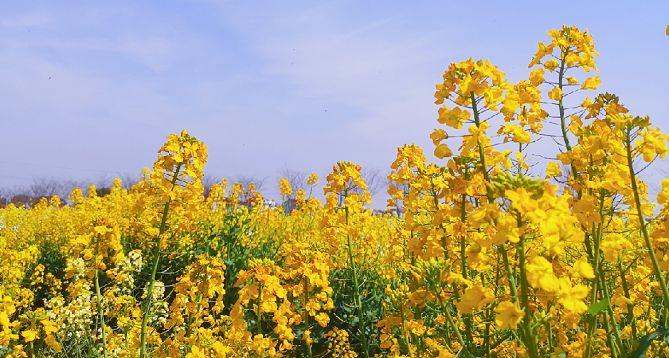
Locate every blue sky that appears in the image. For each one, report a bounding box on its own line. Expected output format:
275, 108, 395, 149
1, 1, 668, 201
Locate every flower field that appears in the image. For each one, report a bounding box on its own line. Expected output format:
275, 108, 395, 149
2, 25, 669, 357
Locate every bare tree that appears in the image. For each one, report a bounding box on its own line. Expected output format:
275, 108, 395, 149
361, 167, 388, 198
117, 173, 141, 190
1, 177, 116, 206
202, 174, 223, 196
28, 178, 65, 198
386, 182, 409, 216
234, 176, 266, 193
232, 176, 266, 206
0, 187, 10, 207
279, 168, 307, 193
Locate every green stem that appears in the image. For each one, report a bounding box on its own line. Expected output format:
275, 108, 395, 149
555, 53, 584, 188
591, 195, 625, 355
624, 129, 669, 316
584, 233, 601, 358
303, 278, 313, 358
345, 204, 370, 358
469, 92, 494, 199
94, 261, 107, 358
257, 282, 263, 334
460, 195, 468, 279
617, 258, 638, 342
443, 305, 469, 357
596, 259, 624, 355
399, 305, 413, 357
500, 247, 519, 304
557, 54, 572, 152
139, 164, 182, 358
546, 319, 554, 353
516, 220, 540, 358
602, 310, 618, 357
585, 194, 606, 357
483, 258, 503, 356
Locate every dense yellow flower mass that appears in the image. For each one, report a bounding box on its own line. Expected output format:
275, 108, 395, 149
1, 25, 669, 357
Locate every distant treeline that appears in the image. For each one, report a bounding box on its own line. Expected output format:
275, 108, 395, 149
0, 176, 139, 207
0, 168, 389, 208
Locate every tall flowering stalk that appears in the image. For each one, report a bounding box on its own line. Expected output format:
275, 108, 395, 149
621, 117, 669, 315
322, 161, 372, 357
90, 221, 122, 358
138, 130, 207, 358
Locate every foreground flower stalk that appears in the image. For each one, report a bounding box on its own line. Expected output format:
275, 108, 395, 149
138, 164, 181, 358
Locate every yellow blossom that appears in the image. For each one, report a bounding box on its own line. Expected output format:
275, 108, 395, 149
495, 301, 525, 329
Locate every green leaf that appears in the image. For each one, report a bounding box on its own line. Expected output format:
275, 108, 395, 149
630, 330, 666, 358
587, 299, 608, 316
